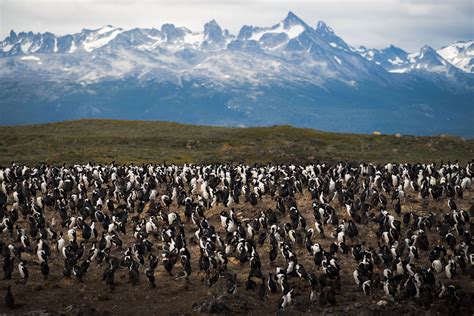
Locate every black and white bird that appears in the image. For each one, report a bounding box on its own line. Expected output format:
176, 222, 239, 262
278, 288, 293, 309
18, 260, 28, 284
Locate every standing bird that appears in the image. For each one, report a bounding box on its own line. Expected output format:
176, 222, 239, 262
446, 258, 456, 279
40, 261, 49, 280
362, 280, 372, 296
267, 273, 278, 293
258, 277, 266, 301
3, 256, 14, 280
279, 289, 293, 309
18, 260, 28, 284
145, 268, 156, 288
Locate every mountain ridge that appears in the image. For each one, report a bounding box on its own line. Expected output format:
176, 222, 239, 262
2, 12, 472, 74
0, 12, 473, 136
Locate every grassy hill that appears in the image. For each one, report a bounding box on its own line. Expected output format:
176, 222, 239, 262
0, 119, 472, 165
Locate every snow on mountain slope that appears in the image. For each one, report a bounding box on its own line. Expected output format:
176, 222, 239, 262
357, 41, 474, 77
315, 21, 352, 52
0, 12, 393, 87
82, 26, 123, 52
248, 22, 305, 41
20, 55, 40, 61
1, 11, 469, 86
411, 46, 448, 71
229, 12, 394, 85
237, 11, 306, 41
437, 41, 474, 73
384, 45, 465, 81
356, 45, 410, 71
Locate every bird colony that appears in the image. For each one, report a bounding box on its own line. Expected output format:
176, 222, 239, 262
0, 161, 473, 313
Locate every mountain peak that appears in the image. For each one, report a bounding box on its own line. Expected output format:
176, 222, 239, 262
161, 23, 178, 34
203, 19, 225, 44
421, 45, 435, 52
437, 40, 474, 73
282, 11, 307, 28
284, 11, 299, 21
413, 45, 449, 70
160, 23, 187, 42
419, 45, 439, 59
205, 19, 220, 27
9, 30, 17, 41
383, 44, 407, 55
316, 21, 334, 35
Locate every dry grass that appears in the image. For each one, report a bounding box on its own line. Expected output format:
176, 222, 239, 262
0, 119, 472, 166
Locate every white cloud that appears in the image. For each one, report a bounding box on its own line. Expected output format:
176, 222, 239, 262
0, 0, 472, 51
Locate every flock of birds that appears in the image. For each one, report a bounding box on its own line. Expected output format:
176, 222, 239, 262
0, 161, 473, 312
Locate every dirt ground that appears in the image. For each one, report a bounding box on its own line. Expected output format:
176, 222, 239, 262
0, 183, 473, 315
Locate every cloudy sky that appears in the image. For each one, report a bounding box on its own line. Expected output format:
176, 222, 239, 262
0, 0, 472, 51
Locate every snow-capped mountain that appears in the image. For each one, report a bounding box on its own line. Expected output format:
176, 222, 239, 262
409, 46, 453, 71
0, 12, 473, 136
383, 45, 456, 74
0, 26, 124, 56
355, 45, 409, 71
1, 12, 389, 85
437, 41, 474, 73
356, 41, 474, 76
